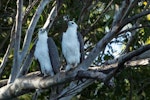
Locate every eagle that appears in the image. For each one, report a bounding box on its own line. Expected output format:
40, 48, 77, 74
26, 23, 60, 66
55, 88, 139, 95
62, 21, 84, 71
34, 28, 60, 76
33, 28, 60, 99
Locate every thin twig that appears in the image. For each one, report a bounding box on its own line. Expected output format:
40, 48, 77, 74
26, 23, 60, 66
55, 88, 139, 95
0, 33, 10, 50
77, 0, 93, 24
119, 25, 150, 34
57, 80, 94, 99
120, 0, 135, 23
22, 0, 40, 23
137, 82, 150, 95
84, 0, 113, 35
122, 22, 139, 53
122, 10, 150, 28
0, 45, 11, 78
43, 5, 57, 32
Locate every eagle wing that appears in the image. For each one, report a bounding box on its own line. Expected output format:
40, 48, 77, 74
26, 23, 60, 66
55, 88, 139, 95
47, 37, 60, 74
77, 32, 84, 62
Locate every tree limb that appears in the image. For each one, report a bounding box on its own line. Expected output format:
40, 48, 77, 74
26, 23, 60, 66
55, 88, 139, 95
16, 45, 36, 78
43, 5, 57, 32
0, 79, 7, 88
58, 79, 94, 100
8, 0, 23, 83
123, 9, 150, 28
119, 25, 150, 35
77, 0, 94, 24
0, 70, 109, 100
104, 44, 150, 83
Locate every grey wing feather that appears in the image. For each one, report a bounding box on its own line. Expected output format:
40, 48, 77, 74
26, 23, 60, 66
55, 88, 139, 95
60, 32, 64, 43
77, 32, 84, 62
47, 37, 63, 95
47, 37, 60, 74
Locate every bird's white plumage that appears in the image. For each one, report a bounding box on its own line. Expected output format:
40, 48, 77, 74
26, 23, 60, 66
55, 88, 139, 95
34, 29, 54, 76
62, 21, 80, 71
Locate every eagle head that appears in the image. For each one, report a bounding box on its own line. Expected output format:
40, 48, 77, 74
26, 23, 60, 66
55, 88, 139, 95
38, 28, 47, 38
68, 21, 78, 29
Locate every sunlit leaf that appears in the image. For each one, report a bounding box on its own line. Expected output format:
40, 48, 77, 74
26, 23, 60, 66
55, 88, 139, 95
143, 1, 147, 6
146, 14, 150, 21
145, 36, 150, 44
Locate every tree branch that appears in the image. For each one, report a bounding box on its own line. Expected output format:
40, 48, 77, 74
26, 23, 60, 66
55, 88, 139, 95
8, 0, 23, 83
112, 0, 129, 26
0, 33, 10, 50
43, 5, 57, 32
104, 44, 150, 83
0, 70, 109, 99
104, 48, 150, 66
22, 0, 40, 23
0, 79, 7, 88
77, 0, 94, 24
16, 45, 36, 78
119, 25, 150, 35
58, 79, 94, 100
123, 9, 150, 27
83, 0, 113, 35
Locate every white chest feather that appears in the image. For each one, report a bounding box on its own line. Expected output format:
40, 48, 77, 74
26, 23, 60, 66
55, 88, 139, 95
62, 28, 80, 65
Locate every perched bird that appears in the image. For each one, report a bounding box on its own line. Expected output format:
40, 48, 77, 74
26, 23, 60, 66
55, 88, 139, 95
33, 28, 60, 100
34, 28, 54, 76
62, 21, 84, 71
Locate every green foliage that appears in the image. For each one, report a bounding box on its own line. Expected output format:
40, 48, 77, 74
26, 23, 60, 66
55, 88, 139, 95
79, 67, 150, 100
